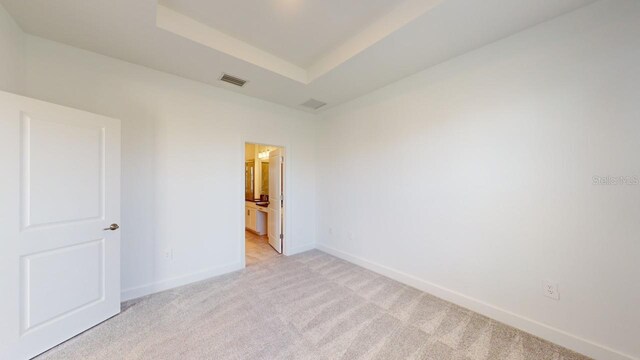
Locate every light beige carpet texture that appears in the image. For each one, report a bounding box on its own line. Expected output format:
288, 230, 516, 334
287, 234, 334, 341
37, 234, 590, 360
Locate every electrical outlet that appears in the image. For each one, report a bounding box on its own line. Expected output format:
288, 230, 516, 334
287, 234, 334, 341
543, 280, 559, 300
328, 227, 333, 235
164, 248, 174, 261
348, 232, 354, 241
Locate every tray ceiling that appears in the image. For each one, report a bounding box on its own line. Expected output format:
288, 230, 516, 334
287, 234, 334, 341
1, 0, 597, 112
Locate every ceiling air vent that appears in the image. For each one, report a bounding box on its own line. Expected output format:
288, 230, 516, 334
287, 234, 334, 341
301, 98, 327, 110
219, 73, 247, 87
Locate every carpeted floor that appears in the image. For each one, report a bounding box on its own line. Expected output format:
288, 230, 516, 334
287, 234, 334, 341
36, 233, 590, 360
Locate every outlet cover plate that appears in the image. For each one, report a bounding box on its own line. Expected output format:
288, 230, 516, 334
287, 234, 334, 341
543, 280, 559, 300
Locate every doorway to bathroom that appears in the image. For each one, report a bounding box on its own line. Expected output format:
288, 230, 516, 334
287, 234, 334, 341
244, 142, 285, 266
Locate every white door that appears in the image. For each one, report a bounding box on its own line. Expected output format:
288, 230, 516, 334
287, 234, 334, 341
267, 149, 283, 253
0, 91, 121, 360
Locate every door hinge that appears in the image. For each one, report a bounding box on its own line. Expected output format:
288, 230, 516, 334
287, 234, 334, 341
281, 199, 283, 207
279, 233, 283, 240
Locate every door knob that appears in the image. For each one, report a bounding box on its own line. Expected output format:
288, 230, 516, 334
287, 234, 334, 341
103, 223, 120, 231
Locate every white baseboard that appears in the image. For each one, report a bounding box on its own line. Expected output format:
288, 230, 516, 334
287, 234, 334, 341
316, 244, 636, 360
288, 242, 316, 255
120, 242, 316, 302
121, 262, 244, 302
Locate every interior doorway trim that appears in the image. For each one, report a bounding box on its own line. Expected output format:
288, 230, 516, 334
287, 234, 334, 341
240, 139, 292, 268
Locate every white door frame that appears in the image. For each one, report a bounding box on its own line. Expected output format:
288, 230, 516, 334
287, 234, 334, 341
240, 140, 291, 266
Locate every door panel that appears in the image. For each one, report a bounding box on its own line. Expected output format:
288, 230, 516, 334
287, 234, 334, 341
267, 149, 283, 253
23, 115, 104, 228
0, 91, 121, 360
22, 240, 104, 333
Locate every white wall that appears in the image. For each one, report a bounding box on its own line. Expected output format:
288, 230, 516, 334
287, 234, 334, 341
317, 1, 640, 360
6, 1, 639, 358
23, 35, 317, 300
0, 3, 24, 93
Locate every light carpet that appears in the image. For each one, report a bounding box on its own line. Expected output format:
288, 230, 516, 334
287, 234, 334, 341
37, 234, 590, 360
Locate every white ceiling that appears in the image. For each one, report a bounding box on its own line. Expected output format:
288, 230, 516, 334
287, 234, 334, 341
1, 0, 597, 113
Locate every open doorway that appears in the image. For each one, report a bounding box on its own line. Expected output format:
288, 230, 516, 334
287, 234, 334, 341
244, 142, 285, 266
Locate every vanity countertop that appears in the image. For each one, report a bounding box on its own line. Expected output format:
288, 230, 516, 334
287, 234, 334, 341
246, 200, 269, 208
